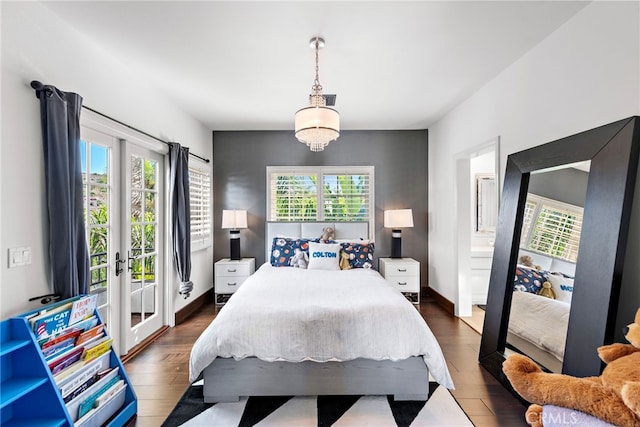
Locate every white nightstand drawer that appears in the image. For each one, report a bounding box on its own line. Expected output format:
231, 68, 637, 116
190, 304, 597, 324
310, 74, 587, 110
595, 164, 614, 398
385, 276, 419, 292
215, 263, 252, 277
215, 276, 249, 293
385, 263, 419, 276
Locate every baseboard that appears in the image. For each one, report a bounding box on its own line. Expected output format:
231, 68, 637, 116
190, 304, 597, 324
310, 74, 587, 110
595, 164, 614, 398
424, 286, 455, 315
175, 288, 213, 325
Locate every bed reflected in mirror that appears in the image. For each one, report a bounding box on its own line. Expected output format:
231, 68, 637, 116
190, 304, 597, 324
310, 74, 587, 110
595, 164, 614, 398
505, 161, 589, 373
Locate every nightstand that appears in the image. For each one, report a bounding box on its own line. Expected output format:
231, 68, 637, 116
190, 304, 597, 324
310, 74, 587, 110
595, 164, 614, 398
214, 258, 255, 304
379, 257, 420, 304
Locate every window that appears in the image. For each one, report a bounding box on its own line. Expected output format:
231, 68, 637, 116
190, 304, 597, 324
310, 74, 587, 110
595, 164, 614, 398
519, 194, 583, 262
189, 166, 212, 248
267, 166, 374, 234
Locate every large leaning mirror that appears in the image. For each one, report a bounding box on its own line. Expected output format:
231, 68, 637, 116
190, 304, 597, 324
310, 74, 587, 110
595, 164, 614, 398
479, 116, 640, 392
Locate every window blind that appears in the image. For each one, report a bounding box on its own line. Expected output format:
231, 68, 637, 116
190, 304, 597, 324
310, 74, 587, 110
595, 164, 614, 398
267, 166, 373, 224
528, 204, 582, 262
189, 167, 211, 243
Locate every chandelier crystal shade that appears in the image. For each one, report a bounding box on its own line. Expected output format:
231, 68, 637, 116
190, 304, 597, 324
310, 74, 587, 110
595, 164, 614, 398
295, 36, 340, 152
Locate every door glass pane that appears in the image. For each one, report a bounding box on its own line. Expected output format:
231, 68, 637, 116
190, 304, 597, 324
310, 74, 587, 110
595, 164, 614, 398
90, 144, 108, 184
131, 191, 142, 223
131, 225, 142, 257
131, 155, 143, 189
144, 159, 156, 190
131, 288, 142, 327
144, 225, 155, 252
145, 192, 156, 222
144, 255, 156, 283
130, 257, 142, 284
143, 286, 156, 317
89, 186, 108, 224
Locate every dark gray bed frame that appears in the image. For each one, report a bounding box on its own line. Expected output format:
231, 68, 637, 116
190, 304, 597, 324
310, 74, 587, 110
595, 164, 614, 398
203, 356, 430, 403
201, 222, 432, 403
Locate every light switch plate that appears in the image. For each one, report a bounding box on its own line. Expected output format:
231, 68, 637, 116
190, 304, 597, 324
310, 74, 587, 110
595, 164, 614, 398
8, 246, 31, 268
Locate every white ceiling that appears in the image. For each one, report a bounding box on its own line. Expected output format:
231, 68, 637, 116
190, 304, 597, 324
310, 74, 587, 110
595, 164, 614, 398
43, 1, 589, 131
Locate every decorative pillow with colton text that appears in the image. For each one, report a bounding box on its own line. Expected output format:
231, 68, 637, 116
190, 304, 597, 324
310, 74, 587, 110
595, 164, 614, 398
307, 242, 341, 270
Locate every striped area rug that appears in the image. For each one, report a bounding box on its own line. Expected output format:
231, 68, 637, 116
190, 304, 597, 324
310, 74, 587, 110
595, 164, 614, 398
162, 380, 472, 427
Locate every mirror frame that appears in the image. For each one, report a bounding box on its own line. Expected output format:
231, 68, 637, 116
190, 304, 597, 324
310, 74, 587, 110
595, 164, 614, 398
479, 116, 640, 390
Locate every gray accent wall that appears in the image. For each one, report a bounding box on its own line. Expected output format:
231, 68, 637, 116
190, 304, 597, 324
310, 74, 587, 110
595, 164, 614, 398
213, 130, 429, 287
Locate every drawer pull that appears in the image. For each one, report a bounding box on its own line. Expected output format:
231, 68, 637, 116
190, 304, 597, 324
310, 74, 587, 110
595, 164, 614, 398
397, 268, 407, 272
398, 282, 407, 286
227, 268, 237, 273
227, 282, 237, 286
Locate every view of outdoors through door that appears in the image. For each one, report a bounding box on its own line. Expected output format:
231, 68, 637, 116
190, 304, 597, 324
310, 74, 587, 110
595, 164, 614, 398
124, 146, 164, 351
81, 120, 165, 355
80, 128, 121, 350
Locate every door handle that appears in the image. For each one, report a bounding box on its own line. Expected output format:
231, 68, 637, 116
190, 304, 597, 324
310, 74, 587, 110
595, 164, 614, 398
127, 250, 135, 272
115, 252, 126, 276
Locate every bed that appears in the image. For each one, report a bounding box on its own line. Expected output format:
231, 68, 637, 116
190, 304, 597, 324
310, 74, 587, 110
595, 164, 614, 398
189, 222, 453, 403
507, 253, 574, 373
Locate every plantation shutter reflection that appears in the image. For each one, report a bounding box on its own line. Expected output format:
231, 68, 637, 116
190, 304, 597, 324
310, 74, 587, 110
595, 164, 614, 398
529, 204, 582, 262
189, 167, 211, 244
520, 194, 583, 262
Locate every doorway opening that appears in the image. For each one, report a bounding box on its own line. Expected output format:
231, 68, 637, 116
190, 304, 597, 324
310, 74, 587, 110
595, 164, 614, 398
454, 137, 500, 328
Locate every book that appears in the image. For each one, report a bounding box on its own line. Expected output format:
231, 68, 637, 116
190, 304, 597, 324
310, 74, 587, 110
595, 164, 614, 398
48, 345, 84, 375
77, 374, 120, 418
94, 379, 125, 407
83, 337, 112, 363
68, 295, 98, 326
55, 350, 110, 385
53, 359, 85, 383
37, 316, 98, 348
75, 324, 104, 346
41, 327, 81, 350
30, 302, 73, 339
59, 356, 110, 399
43, 337, 76, 360
65, 367, 119, 422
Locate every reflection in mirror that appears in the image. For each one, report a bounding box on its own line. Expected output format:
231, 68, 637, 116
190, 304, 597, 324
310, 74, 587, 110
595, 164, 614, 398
475, 174, 497, 233
505, 161, 589, 372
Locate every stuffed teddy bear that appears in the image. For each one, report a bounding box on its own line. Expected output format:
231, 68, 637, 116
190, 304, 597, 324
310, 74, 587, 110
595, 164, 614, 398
339, 251, 352, 270
320, 226, 335, 242
503, 308, 640, 427
288, 248, 308, 269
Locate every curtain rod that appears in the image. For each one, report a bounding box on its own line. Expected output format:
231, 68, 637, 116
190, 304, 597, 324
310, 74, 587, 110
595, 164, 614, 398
82, 105, 210, 163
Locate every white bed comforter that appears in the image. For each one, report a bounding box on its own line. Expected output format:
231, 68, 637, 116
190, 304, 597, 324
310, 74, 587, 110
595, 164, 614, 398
189, 263, 454, 389
508, 291, 570, 360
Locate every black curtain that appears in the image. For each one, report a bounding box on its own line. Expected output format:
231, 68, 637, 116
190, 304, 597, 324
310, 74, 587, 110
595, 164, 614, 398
31, 81, 90, 300
169, 143, 193, 298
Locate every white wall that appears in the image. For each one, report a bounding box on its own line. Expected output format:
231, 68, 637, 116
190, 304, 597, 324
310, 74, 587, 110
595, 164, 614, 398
1, 2, 213, 318
428, 1, 640, 306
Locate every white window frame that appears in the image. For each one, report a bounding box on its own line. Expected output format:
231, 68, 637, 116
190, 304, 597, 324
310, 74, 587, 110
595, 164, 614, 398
267, 166, 375, 239
189, 164, 212, 251
520, 193, 583, 262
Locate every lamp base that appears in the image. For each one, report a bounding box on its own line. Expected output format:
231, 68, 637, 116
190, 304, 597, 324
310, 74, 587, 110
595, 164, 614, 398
391, 230, 402, 258
230, 230, 241, 261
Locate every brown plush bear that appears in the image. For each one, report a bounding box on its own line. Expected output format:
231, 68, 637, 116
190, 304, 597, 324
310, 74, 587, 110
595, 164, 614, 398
503, 308, 640, 427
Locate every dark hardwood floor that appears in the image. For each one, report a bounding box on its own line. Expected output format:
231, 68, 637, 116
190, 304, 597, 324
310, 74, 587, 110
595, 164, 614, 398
124, 298, 527, 426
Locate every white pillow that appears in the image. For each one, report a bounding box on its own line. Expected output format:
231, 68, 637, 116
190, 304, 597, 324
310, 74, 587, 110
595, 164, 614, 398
307, 242, 341, 270
547, 274, 574, 304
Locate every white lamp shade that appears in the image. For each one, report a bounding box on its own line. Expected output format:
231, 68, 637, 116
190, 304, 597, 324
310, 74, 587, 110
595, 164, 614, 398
384, 209, 414, 228
294, 107, 340, 139
221, 210, 248, 229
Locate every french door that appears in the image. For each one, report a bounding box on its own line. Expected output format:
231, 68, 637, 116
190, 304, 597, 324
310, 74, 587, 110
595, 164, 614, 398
80, 124, 165, 355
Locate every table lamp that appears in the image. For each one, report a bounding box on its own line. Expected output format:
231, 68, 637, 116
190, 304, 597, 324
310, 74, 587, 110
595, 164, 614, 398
384, 209, 414, 258
221, 210, 248, 260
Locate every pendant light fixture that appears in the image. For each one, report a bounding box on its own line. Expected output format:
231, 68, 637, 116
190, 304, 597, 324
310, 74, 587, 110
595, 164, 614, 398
294, 36, 340, 152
